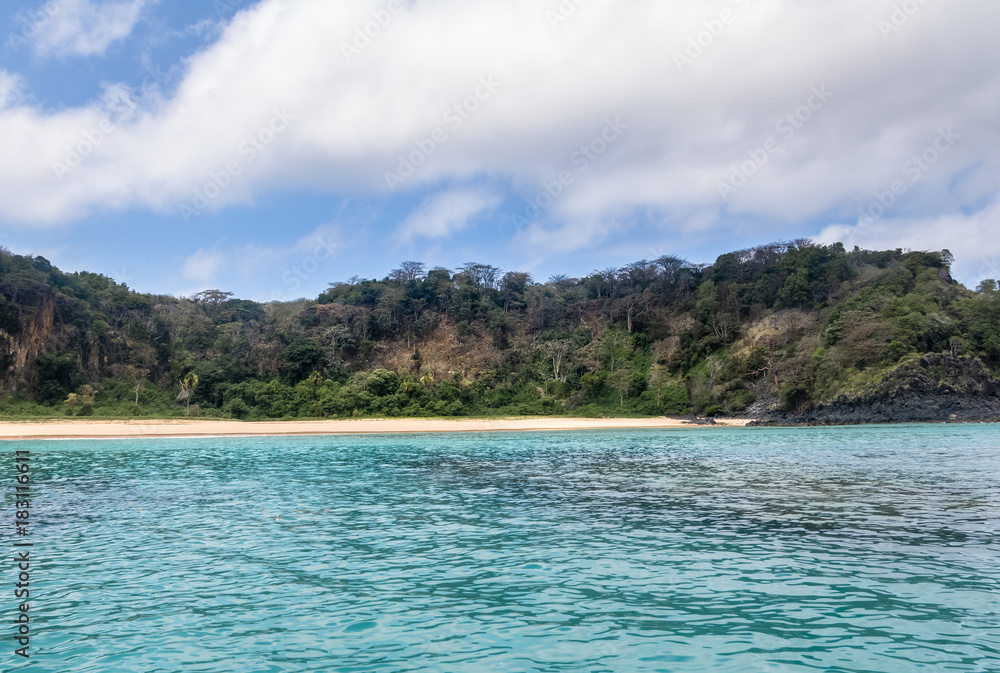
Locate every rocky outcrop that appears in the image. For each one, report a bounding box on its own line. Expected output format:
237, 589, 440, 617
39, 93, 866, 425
0, 297, 57, 395
752, 354, 1000, 425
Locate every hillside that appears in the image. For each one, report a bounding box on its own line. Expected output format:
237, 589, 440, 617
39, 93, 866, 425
2, 241, 999, 422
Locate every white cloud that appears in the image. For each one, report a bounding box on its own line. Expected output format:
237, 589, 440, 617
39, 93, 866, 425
0, 0, 996, 274
398, 189, 501, 242
179, 223, 341, 301
816, 197, 1000, 287
0, 71, 23, 109
233, 223, 340, 279
31, 0, 149, 58
181, 247, 226, 284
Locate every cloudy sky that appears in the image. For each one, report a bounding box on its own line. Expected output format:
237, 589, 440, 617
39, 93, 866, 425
0, 0, 997, 300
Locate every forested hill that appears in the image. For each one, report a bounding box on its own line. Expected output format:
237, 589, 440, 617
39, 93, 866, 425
2, 242, 999, 422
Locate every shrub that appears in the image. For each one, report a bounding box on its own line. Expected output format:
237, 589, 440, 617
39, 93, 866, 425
727, 389, 756, 412
660, 384, 689, 414
223, 398, 250, 419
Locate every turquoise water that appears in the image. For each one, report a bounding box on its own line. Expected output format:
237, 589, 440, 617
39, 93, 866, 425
4, 424, 1000, 672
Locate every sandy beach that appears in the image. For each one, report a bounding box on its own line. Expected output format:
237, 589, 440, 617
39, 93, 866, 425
0, 416, 751, 440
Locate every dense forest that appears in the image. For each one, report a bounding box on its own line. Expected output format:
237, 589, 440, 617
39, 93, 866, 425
1, 240, 998, 421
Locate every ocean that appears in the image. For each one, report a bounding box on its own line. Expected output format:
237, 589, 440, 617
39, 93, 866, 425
5, 424, 999, 672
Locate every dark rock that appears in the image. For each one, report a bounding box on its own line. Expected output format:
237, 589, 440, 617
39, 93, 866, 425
750, 354, 1000, 426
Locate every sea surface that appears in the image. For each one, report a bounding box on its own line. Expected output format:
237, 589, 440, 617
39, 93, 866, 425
3, 424, 1000, 672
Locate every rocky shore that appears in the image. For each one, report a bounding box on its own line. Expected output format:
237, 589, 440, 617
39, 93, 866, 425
750, 354, 1000, 426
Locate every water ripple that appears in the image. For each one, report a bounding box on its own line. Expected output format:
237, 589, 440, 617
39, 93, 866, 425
3, 424, 999, 672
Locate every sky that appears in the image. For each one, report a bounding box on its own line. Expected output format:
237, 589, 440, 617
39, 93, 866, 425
0, 0, 997, 301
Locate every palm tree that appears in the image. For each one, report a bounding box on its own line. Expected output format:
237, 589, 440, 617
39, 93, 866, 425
307, 370, 324, 397
419, 371, 435, 398
400, 377, 419, 395
177, 372, 199, 416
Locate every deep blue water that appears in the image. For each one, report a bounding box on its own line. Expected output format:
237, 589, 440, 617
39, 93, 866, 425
3, 424, 999, 672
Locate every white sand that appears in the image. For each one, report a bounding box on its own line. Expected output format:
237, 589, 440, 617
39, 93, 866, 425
0, 416, 752, 440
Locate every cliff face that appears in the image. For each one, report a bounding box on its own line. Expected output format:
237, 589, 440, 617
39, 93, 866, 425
755, 354, 1000, 425
0, 296, 57, 396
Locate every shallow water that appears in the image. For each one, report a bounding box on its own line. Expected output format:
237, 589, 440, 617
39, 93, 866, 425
4, 424, 999, 672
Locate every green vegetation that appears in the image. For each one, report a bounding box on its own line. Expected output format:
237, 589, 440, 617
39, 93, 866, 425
1, 242, 997, 420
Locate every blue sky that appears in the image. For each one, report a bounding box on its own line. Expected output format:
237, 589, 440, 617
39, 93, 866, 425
1, 0, 998, 300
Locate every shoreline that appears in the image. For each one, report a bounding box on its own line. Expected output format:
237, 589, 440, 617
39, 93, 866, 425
0, 416, 751, 441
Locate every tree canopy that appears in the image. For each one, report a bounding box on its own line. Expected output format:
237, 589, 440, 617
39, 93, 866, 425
0, 241, 994, 420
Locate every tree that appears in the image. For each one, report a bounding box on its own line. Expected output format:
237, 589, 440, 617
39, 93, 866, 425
7, 239, 1000, 424
281, 340, 325, 384
116, 342, 156, 405
543, 339, 571, 382
193, 290, 234, 319
624, 260, 657, 292
63, 385, 95, 416
459, 263, 503, 293
307, 371, 324, 398
112, 364, 148, 405
36, 352, 83, 403
178, 372, 199, 416
602, 329, 631, 372
977, 279, 998, 295
618, 292, 651, 333
608, 364, 633, 407
649, 365, 666, 410
501, 271, 532, 314
588, 267, 620, 298
389, 261, 425, 284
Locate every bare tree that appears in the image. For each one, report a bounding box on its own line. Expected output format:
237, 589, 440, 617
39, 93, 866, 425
459, 263, 503, 292
732, 248, 756, 283
543, 339, 571, 382
709, 311, 739, 344
389, 261, 425, 284
618, 292, 651, 333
